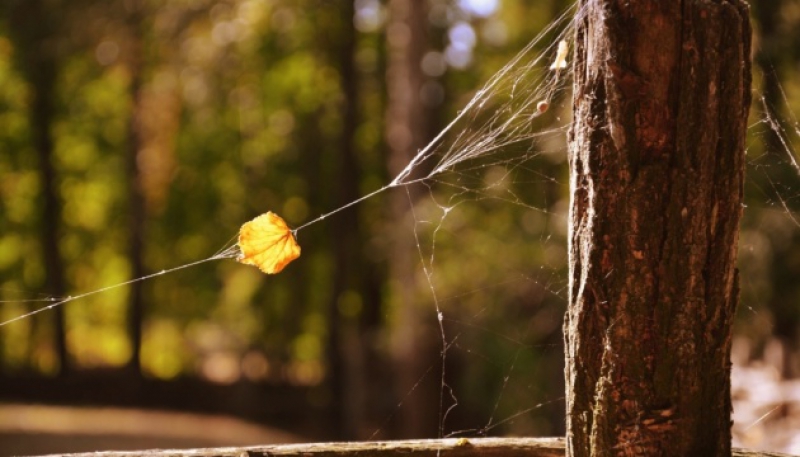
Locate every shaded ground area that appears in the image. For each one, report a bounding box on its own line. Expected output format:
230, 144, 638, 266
0, 404, 301, 456
0, 371, 326, 438
2, 348, 800, 456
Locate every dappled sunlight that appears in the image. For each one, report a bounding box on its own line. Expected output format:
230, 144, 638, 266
0, 0, 798, 454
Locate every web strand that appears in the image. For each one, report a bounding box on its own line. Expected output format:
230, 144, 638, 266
293, 3, 582, 237
0, 253, 235, 327
0, 0, 581, 352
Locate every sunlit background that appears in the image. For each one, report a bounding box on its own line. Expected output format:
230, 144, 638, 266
1, 0, 799, 454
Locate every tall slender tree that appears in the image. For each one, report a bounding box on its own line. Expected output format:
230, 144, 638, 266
6, 0, 70, 375
123, 0, 147, 377
385, 0, 440, 438
323, 0, 363, 439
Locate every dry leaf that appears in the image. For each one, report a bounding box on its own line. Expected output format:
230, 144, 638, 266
237, 212, 301, 274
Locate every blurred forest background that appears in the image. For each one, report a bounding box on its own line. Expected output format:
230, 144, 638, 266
1, 0, 800, 454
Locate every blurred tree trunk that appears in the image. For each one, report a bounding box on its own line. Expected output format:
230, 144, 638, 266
7, 0, 70, 375
752, 0, 800, 379
565, 1, 750, 456
360, 17, 392, 438
323, 0, 362, 439
124, 0, 147, 376
386, 0, 440, 439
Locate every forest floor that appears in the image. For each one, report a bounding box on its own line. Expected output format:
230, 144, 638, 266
0, 405, 300, 456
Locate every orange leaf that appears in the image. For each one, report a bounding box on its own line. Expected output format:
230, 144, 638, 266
237, 212, 301, 274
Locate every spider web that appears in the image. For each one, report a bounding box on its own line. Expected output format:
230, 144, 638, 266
1, 0, 800, 451
0, 0, 583, 440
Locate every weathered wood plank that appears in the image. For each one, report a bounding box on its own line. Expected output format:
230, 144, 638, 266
38, 437, 795, 457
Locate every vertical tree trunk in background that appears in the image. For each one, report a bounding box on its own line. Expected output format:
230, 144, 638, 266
752, 2, 782, 117
125, 0, 147, 376
8, 0, 70, 375
752, 0, 800, 379
325, 0, 362, 439
360, 20, 392, 438
565, 1, 750, 456
386, 0, 439, 439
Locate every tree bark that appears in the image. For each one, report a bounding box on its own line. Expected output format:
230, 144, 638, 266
565, 1, 751, 456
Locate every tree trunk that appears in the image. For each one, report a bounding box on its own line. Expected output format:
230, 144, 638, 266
565, 1, 751, 456
125, 0, 147, 377
7, 0, 70, 375
324, 0, 364, 439
752, 0, 800, 380
386, 0, 440, 439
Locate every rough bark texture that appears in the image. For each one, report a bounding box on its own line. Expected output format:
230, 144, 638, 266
45, 438, 794, 457
565, 1, 751, 456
